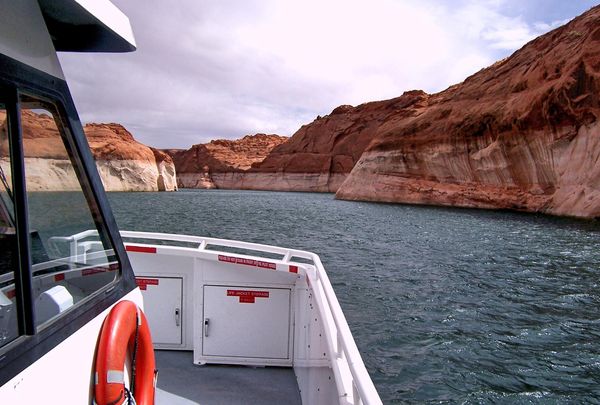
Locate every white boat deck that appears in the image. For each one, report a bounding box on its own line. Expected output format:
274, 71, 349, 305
155, 350, 302, 405
53, 230, 382, 404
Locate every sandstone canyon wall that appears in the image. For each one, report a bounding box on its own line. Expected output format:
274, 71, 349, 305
225, 97, 428, 192
85, 122, 177, 192
336, 5, 600, 217
0, 111, 177, 192
171, 94, 427, 192
11, 4, 595, 219
169, 134, 288, 189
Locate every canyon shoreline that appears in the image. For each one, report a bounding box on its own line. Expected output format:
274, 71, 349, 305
7, 7, 600, 220
173, 6, 600, 219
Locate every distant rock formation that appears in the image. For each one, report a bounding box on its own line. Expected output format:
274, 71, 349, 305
187, 95, 428, 192
336, 5, 600, 217
167, 134, 288, 189
204, 5, 600, 218
212, 96, 424, 192
229, 92, 429, 192
84, 122, 177, 192
150, 147, 178, 191
0, 110, 177, 192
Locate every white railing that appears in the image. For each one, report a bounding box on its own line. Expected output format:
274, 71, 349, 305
48, 229, 101, 263
55, 230, 382, 405
307, 254, 382, 405
120, 230, 316, 263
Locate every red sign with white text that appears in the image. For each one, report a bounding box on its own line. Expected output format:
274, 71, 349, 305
227, 289, 270, 303
136, 277, 159, 291
218, 255, 276, 270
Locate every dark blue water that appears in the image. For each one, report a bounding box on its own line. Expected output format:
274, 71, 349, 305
108, 190, 600, 404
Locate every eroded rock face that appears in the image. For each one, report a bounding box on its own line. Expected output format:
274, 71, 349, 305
169, 134, 287, 189
0, 111, 177, 192
84, 123, 173, 191
210, 172, 348, 192
151, 148, 178, 192
336, 5, 600, 218
241, 92, 429, 192
87, 123, 178, 192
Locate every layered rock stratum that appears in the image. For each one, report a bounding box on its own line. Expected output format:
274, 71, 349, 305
5, 5, 598, 219
217, 97, 427, 192
0, 111, 176, 192
175, 96, 424, 192
199, 5, 599, 217
85, 122, 177, 191
168, 134, 288, 189
336, 5, 600, 217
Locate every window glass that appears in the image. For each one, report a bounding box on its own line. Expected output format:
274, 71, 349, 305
20, 96, 119, 330
0, 104, 19, 347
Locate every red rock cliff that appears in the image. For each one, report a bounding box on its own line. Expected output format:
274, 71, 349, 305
0, 111, 177, 192
86, 123, 177, 191
333, 5, 600, 217
224, 92, 429, 192
169, 134, 287, 189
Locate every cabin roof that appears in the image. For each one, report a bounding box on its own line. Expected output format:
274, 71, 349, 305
38, 0, 136, 52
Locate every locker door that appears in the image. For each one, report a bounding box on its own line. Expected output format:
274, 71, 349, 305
137, 276, 183, 345
202, 286, 291, 359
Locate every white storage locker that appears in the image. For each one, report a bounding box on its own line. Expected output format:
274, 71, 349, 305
202, 285, 291, 361
137, 276, 183, 346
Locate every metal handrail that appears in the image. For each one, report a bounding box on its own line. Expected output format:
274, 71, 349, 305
308, 254, 382, 405
119, 230, 315, 263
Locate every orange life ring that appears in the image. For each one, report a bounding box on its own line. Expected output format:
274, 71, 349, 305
94, 300, 156, 405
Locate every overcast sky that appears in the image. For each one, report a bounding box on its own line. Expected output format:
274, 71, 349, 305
58, 0, 598, 149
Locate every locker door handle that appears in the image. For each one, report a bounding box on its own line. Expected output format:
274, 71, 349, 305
204, 318, 209, 337
175, 308, 180, 327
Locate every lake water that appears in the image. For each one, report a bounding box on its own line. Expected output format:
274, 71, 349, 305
108, 189, 600, 403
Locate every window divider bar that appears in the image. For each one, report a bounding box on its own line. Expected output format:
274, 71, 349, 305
7, 88, 35, 335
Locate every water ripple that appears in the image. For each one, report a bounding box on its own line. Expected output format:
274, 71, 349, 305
109, 190, 600, 403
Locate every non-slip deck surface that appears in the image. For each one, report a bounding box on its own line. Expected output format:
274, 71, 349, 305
154, 350, 302, 405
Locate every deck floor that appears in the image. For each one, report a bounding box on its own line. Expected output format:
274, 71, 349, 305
154, 350, 302, 405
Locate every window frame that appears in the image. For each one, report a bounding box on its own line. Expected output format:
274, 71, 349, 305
0, 54, 136, 385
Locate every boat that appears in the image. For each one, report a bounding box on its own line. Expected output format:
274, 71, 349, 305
0, 1, 382, 404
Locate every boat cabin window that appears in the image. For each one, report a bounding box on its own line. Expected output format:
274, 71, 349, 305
0, 94, 121, 348
20, 95, 119, 330
0, 104, 19, 348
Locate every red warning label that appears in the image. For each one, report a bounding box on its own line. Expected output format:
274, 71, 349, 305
218, 255, 276, 270
136, 277, 159, 291
82, 267, 108, 277
126, 245, 157, 254
227, 289, 270, 303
